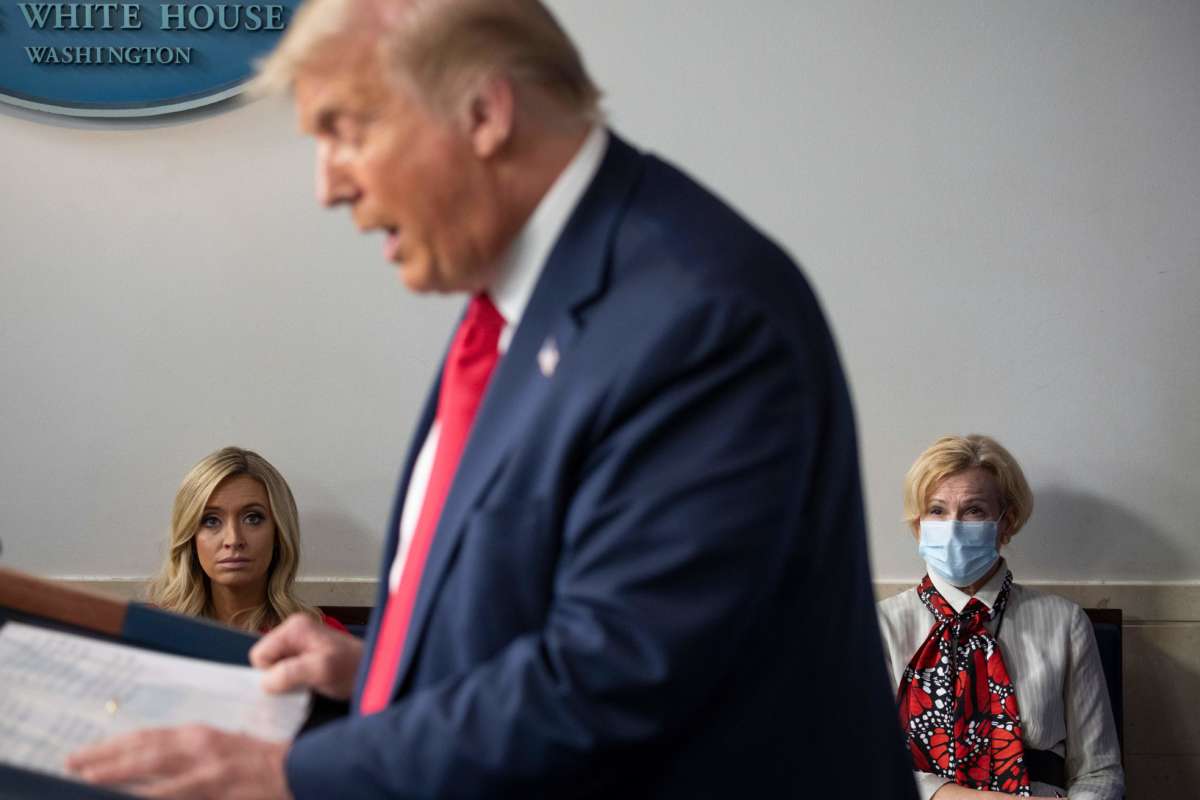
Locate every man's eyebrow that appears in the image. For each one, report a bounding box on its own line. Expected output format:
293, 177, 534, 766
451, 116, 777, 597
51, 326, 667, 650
310, 106, 339, 132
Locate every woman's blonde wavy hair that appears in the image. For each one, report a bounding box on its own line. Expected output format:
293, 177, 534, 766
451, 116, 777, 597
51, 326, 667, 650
147, 447, 319, 631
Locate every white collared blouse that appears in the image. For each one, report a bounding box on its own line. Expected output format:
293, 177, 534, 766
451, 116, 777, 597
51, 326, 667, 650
876, 563, 1124, 800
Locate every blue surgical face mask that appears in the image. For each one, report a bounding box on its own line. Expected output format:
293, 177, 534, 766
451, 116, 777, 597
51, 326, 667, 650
918, 519, 1000, 587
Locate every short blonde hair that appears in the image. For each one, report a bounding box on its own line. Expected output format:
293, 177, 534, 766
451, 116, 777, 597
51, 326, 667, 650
903, 434, 1033, 542
255, 0, 601, 123
147, 447, 318, 631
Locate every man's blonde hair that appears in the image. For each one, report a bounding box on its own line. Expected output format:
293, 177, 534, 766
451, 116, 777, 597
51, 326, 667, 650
255, 0, 601, 123
902, 434, 1033, 543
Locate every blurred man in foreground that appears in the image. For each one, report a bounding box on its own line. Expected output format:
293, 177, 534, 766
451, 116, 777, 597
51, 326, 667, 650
71, 1, 916, 797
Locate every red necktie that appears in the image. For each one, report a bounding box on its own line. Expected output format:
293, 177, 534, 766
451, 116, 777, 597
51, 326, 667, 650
360, 294, 505, 715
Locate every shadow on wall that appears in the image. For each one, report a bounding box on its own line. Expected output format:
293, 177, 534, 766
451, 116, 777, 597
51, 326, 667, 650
297, 507, 383, 577
1006, 486, 1183, 585
1124, 625, 1200, 795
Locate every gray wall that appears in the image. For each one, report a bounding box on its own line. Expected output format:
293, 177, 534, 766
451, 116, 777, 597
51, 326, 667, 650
1, 0, 1197, 586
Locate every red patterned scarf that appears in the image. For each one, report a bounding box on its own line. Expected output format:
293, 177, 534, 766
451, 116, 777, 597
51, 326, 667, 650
897, 570, 1031, 796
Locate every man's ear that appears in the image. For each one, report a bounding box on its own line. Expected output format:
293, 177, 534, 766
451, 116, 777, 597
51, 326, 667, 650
462, 74, 515, 159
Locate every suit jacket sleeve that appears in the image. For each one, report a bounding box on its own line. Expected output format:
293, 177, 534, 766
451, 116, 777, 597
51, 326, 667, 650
287, 292, 837, 797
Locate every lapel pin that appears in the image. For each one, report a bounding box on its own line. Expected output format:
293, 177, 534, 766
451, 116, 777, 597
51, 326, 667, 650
537, 337, 560, 377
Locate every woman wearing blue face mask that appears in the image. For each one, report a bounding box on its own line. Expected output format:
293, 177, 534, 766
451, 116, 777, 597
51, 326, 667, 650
876, 435, 1123, 800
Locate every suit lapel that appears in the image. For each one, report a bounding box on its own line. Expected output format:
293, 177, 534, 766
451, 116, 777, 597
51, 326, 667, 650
390, 133, 646, 693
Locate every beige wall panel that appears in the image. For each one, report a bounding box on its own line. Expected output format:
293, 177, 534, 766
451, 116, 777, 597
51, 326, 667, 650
1124, 623, 1200, 756
1124, 754, 1200, 797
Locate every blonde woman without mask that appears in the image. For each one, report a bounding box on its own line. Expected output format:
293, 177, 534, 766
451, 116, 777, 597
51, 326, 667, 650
148, 446, 346, 633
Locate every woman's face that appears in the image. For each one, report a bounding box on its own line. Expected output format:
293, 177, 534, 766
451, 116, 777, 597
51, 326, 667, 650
194, 475, 276, 592
921, 467, 1009, 540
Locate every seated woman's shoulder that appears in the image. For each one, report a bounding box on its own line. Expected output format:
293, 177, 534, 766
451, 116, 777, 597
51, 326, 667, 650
320, 613, 349, 633
875, 585, 927, 640
876, 585, 923, 614
1007, 582, 1091, 633
1010, 582, 1083, 612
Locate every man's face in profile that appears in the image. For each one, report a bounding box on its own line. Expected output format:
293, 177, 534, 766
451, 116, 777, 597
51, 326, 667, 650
293, 50, 502, 294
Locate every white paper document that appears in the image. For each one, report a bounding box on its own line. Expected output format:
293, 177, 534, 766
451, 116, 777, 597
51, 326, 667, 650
0, 621, 310, 780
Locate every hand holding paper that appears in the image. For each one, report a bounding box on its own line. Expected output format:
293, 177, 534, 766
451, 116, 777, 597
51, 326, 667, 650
63, 614, 363, 799
68, 725, 291, 800
0, 621, 309, 796
250, 613, 364, 699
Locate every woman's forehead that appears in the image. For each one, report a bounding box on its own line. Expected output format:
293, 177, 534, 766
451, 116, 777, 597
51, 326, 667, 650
930, 467, 1000, 501
207, 474, 268, 507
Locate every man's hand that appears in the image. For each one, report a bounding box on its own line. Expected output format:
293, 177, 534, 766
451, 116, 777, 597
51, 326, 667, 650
67, 726, 290, 799
250, 612, 363, 699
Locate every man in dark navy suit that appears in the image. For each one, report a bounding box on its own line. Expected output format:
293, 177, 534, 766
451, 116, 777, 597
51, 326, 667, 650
71, 1, 916, 797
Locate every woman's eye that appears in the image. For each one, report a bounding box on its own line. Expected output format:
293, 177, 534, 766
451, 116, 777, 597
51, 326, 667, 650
927, 507, 944, 516
200, 515, 221, 529
245, 513, 264, 525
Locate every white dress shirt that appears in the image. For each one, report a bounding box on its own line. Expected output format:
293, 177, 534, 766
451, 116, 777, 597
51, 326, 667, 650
876, 561, 1125, 800
387, 126, 609, 593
